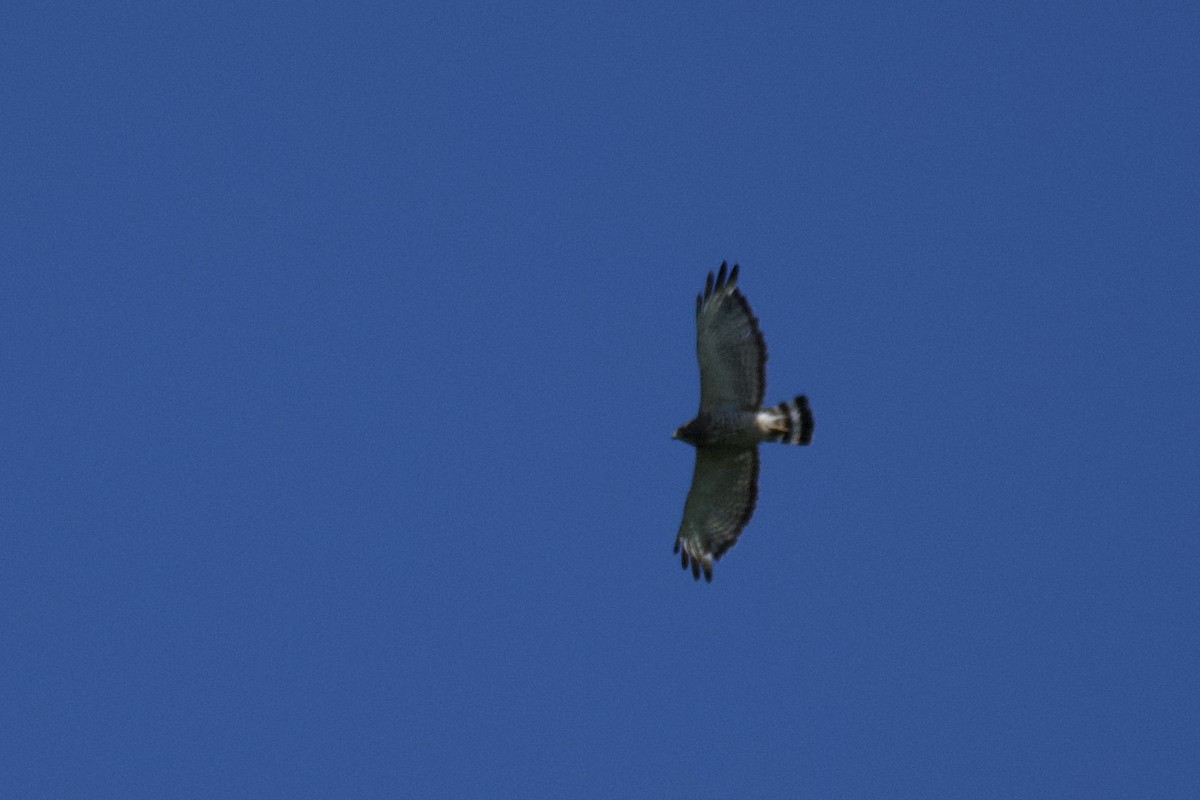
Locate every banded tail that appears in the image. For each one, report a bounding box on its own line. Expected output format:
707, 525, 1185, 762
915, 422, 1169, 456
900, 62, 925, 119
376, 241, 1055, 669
760, 395, 814, 445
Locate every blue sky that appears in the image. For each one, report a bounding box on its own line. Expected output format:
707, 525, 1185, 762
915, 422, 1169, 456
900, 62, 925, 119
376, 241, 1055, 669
5, 2, 1199, 797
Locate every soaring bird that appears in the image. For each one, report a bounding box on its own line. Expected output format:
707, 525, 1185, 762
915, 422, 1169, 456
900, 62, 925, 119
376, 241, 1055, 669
673, 263, 814, 581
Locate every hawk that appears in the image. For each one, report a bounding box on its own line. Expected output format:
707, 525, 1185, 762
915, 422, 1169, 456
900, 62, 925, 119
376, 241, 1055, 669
672, 263, 814, 581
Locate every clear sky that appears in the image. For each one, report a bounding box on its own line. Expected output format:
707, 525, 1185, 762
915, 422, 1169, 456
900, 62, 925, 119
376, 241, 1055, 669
5, 2, 1199, 798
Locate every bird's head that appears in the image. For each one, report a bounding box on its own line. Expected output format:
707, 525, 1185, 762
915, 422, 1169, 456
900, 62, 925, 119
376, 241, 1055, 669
673, 418, 703, 446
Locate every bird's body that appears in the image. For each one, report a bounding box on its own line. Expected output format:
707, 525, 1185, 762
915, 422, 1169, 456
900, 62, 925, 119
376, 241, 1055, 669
672, 263, 814, 581
674, 408, 761, 448
675, 406, 810, 449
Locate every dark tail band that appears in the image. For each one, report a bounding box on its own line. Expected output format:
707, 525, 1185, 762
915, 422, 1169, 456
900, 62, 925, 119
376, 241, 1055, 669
773, 395, 814, 445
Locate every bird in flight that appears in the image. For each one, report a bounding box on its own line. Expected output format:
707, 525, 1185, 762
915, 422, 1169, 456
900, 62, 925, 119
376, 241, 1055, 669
672, 263, 814, 581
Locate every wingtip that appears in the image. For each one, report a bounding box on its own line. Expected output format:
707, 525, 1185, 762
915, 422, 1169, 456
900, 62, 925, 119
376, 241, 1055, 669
700, 262, 742, 307
677, 539, 717, 583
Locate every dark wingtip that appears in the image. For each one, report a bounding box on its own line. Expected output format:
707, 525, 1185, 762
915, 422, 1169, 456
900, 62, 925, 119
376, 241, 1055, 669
728, 263, 739, 285
673, 539, 681, 554
704, 271, 714, 300
796, 394, 814, 444
703, 563, 713, 582
690, 559, 700, 580
715, 261, 728, 290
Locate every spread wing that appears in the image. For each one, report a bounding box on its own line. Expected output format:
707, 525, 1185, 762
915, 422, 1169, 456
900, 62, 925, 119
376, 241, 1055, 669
673, 447, 759, 582
696, 262, 766, 411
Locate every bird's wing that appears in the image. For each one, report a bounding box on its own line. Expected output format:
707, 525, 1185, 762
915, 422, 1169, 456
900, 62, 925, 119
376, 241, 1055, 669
695, 262, 766, 412
674, 446, 759, 582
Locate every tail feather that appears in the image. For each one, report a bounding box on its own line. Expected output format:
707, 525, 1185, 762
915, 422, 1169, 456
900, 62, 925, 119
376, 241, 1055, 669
767, 395, 814, 445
